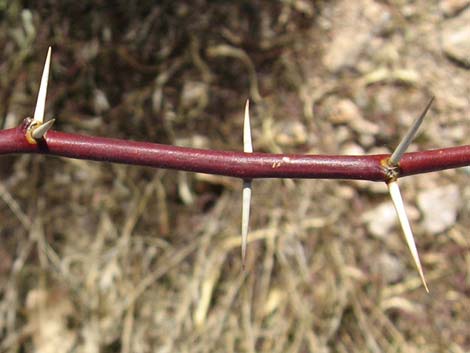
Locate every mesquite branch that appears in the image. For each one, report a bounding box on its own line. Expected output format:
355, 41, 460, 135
1, 120, 469, 181
1, 48, 469, 292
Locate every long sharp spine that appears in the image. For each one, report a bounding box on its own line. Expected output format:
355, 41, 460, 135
33, 47, 52, 125
388, 181, 429, 292
241, 100, 253, 267
389, 97, 434, 166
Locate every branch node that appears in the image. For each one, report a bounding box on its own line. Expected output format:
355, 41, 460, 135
31, 119, 56, 140
381, 158, 401, 182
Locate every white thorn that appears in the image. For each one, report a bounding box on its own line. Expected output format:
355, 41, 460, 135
389, 97, 434, 165
388, 182, 429, 292
31, 119, 55, 140
243, 100, 253, 153
241, 180, 252, 267
241, 99, 253, 267
33, 47, 52, 124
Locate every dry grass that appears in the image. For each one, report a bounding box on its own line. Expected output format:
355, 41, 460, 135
0, 1, 469, 352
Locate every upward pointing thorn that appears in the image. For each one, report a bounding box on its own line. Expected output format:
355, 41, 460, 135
33, 47, 52, 125
243, 100, 253, 153
241, 100, 253, 267
388, 181, 429, 292
31, 119, 55, 140
389, 97, 434, 166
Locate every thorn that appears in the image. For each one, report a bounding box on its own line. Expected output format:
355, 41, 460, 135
241, 180, 252, 268
33, 47, 52, 124
388, 181, 429, 292
31, 119, 55, 140
389, 97, 434, 166
241, 99, 253, 268
243, 99, 253, 153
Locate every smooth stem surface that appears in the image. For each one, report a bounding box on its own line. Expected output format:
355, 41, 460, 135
0, 123, 469, 181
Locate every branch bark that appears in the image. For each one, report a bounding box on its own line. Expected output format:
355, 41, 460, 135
1, 120, 469, 182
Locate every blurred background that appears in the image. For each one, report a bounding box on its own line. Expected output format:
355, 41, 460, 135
0, 1, 469, 352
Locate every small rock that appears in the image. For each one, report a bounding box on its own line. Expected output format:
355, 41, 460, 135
350, 117, 380, 136
328, 99, 362, 124
275, 121, 308, 146
444, 125, 466, 143
359, 134, 375, 148
334, 126, 352, 145
327, 98, 380, 136
417, 184, 461, 234
362, 201, 398, 238
363, 199, 419, 238
401, 4, 418, 18
341, 143, 364, 156
93, 89, 110, 114
336, 185, 356, 200
440, 0, 469, 17
322, 0, 390, 72
180, 81, 209, 113
175, 135, 210, 149
4, 112, 19, 129
352, 179, 388, 194
377, 253, 405, 283
361, 180, 389, 195
441, 9, 470, 68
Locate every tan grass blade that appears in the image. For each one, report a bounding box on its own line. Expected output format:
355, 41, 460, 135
241, 100, 253, 266
33, 47, 52, 124
388, 181, 429, 292
389, 97, 434, 166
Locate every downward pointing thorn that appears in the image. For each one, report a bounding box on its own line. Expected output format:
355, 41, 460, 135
33, 47, 52, 125
388, 181, 429, 292
241, 99, 253, 267
241, 180, 252, 268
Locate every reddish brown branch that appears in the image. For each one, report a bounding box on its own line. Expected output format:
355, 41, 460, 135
1, 121, 469, 182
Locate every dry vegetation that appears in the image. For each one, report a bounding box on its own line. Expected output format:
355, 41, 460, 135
0, 1, 469, 352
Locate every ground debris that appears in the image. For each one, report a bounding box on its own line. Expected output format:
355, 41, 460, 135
417, 184, 462, 234
441, 8, 470, 67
